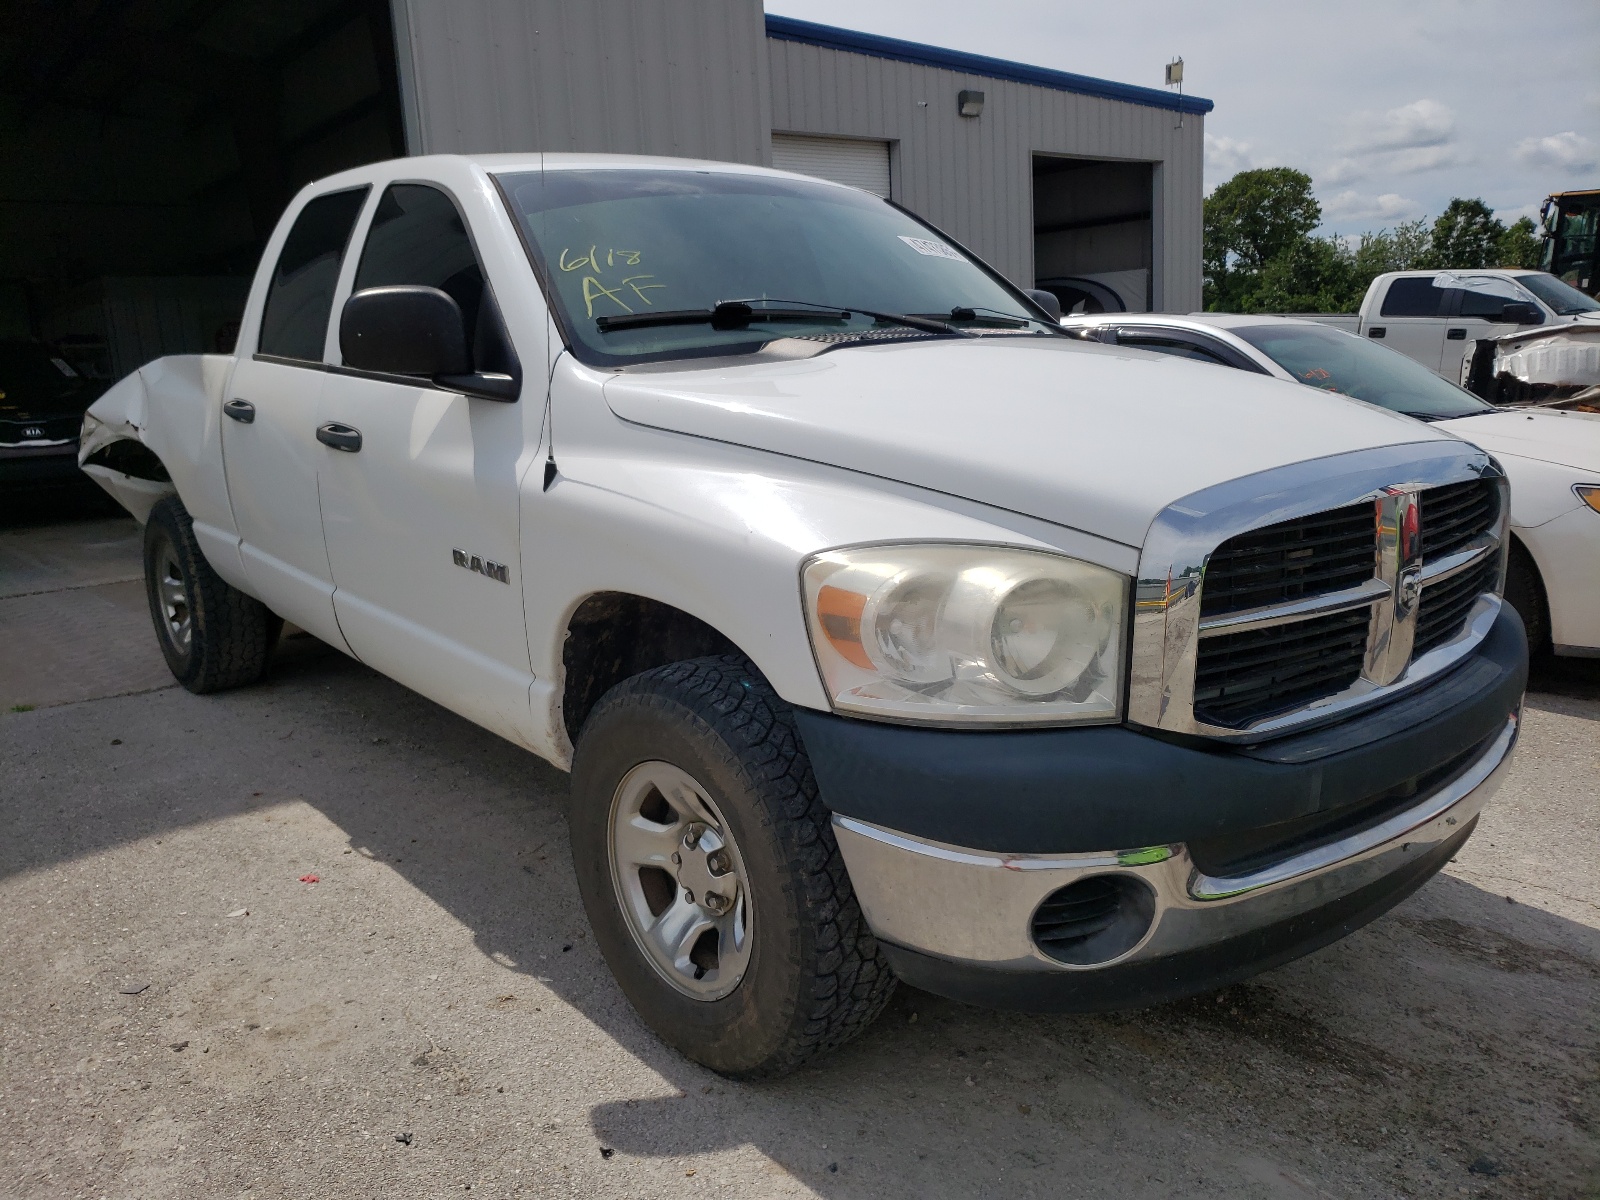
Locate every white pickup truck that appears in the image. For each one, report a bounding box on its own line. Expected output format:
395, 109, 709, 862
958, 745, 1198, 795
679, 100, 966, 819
1301, 268, 1600, 377
80, 154, 1526, 1078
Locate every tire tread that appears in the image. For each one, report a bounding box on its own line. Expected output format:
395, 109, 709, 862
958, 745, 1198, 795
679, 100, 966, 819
145, 496, 278, 693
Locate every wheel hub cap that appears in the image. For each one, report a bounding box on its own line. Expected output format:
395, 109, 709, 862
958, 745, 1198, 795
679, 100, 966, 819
608, 762, 752, 1001
158, 546, 192, 653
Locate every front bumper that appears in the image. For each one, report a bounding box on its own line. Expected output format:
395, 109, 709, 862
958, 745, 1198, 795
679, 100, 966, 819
833, 715, 1514, 1010
797, 603, 1527, 1010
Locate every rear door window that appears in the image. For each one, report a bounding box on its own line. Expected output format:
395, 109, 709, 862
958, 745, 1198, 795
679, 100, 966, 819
1378, 277, 1446, 317
257, 187, 369, 362
351, 184, 516, 375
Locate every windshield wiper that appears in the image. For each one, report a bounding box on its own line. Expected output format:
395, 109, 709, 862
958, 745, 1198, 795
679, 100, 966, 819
596, 301, 849, 333
935, 306, 1042, 330
719, 297, 974, 337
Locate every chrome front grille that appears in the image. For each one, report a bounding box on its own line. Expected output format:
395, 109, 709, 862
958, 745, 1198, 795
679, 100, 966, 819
1130, 443, 1509, 740
1193, 607, 1370, 728
1420, 478, 1499, 560
1198, 502, 1376, 617
1416, 552, 1500, 657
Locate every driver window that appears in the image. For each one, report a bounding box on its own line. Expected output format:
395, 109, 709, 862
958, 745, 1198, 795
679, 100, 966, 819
1452, 276, 1530, 319
351, 184, 517, 375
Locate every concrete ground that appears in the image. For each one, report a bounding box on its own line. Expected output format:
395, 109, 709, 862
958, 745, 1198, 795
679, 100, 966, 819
2, 511, 1597, 1200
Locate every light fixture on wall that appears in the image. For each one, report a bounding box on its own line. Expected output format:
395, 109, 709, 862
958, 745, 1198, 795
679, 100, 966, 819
957, 89, 984, 118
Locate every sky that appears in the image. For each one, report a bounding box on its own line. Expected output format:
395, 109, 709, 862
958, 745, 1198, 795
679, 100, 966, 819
765, 0, 1600, 237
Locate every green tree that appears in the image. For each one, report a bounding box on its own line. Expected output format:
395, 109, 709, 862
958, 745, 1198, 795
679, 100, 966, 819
1253, 236, 1356, 312
1496, 216, 1541, 268
1350, 218, 1433, 277
1429, 198, 1505, 269
1203, 168, 1322, 310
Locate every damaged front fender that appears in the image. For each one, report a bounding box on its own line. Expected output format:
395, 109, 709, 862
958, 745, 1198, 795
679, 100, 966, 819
77, 355, 240, 566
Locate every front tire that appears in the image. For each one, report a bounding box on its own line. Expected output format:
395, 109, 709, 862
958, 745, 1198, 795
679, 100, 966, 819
143, 495, 281, 693
569, 656, 895, 1078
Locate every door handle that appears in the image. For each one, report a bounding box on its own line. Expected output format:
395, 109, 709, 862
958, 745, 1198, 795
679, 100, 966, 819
1367, 327, 1386, 338
223, 398, 256, 424
1446, 328, 1467, 340
316, 422, 362, 452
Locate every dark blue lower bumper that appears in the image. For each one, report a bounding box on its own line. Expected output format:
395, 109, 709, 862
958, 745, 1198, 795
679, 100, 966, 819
795, 605, 1527, 856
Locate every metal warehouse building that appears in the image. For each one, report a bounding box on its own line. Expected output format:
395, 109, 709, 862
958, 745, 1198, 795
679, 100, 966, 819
2, 0, 1211, 377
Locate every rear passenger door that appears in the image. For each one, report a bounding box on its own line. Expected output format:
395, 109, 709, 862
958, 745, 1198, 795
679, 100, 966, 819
221, 186, 367, 651
313, 181, 541, 746
1369, 277, 1449, 374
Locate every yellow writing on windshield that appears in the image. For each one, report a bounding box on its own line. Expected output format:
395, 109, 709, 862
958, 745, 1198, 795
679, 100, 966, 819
580, 274, 667, 317
561, 245, 663, 317
560, 245, 643, 272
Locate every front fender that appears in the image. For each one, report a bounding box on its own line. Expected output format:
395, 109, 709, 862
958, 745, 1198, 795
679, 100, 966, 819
79, 355, 245, 584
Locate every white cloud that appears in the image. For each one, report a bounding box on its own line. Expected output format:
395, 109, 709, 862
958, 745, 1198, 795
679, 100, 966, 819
1205, 133, 1254, 177
1323, 99, 1471, 183
1342, 99, 1456, 153
1320, 190, 1424, 227
1512, 131, 1597, 173
1323, 144, 1471, 183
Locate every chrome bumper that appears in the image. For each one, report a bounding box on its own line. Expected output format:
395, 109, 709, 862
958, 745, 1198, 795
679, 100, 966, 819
833, 714, 1517, 973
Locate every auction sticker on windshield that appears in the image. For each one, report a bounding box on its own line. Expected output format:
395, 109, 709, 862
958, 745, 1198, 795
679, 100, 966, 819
898, 236, 964, 261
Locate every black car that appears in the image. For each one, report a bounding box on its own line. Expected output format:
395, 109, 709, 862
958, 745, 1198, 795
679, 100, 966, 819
0, 341, 109, 486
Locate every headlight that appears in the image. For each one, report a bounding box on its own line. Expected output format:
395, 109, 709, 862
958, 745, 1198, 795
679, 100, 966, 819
802, 544, 1127, 726
1576, 484, 1600, 515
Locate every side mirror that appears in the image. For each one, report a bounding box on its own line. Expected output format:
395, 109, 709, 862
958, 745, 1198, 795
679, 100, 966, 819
1026, 288, 1063, 322
1495, 301, 1543, 326
340, 286, 470, 376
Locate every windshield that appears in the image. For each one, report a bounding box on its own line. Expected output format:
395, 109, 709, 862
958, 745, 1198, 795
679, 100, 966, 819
1514, 272, 1600, 315
1231, 323, 1494, 420
497, 169, 1052, 366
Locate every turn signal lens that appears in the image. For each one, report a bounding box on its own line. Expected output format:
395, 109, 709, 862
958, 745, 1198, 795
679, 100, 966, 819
1576, 485, 1600, 514
802, 544, 1127, 726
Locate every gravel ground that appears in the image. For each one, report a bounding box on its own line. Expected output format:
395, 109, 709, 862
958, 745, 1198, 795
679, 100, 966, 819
2, 514, 1596, 1199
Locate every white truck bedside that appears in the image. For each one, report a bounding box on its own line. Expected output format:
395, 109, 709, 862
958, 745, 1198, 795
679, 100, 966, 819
80, 154, 1526, 1077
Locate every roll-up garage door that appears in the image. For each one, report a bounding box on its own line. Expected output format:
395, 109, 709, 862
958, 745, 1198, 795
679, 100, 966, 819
771, 134, 892, 198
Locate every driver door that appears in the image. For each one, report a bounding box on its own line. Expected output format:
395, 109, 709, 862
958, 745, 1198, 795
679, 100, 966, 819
314, 181, 544, 747
1445, 276, 1546, 378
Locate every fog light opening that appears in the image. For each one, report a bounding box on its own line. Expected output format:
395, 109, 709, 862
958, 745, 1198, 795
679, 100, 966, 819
1030, 874, 1155, 966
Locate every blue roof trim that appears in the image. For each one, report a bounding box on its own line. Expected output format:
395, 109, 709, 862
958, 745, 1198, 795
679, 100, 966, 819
765, 15, 1214, 116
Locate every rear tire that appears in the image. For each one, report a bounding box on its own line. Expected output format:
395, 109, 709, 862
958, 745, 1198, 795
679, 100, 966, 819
569, 655, 895, 1078
1504, 538, 1550, 657
143, 495, 281, 693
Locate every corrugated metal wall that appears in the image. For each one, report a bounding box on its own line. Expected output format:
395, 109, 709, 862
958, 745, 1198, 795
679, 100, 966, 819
766, 38, 1204, 310
392, 0, 771, 165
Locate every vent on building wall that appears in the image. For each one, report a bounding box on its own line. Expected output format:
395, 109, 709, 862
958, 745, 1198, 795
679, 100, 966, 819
771, 134, 892, 198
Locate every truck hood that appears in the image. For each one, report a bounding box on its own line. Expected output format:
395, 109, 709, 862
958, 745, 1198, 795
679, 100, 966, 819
603, 337, 1445, 548
1438, 408, 1600, 473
